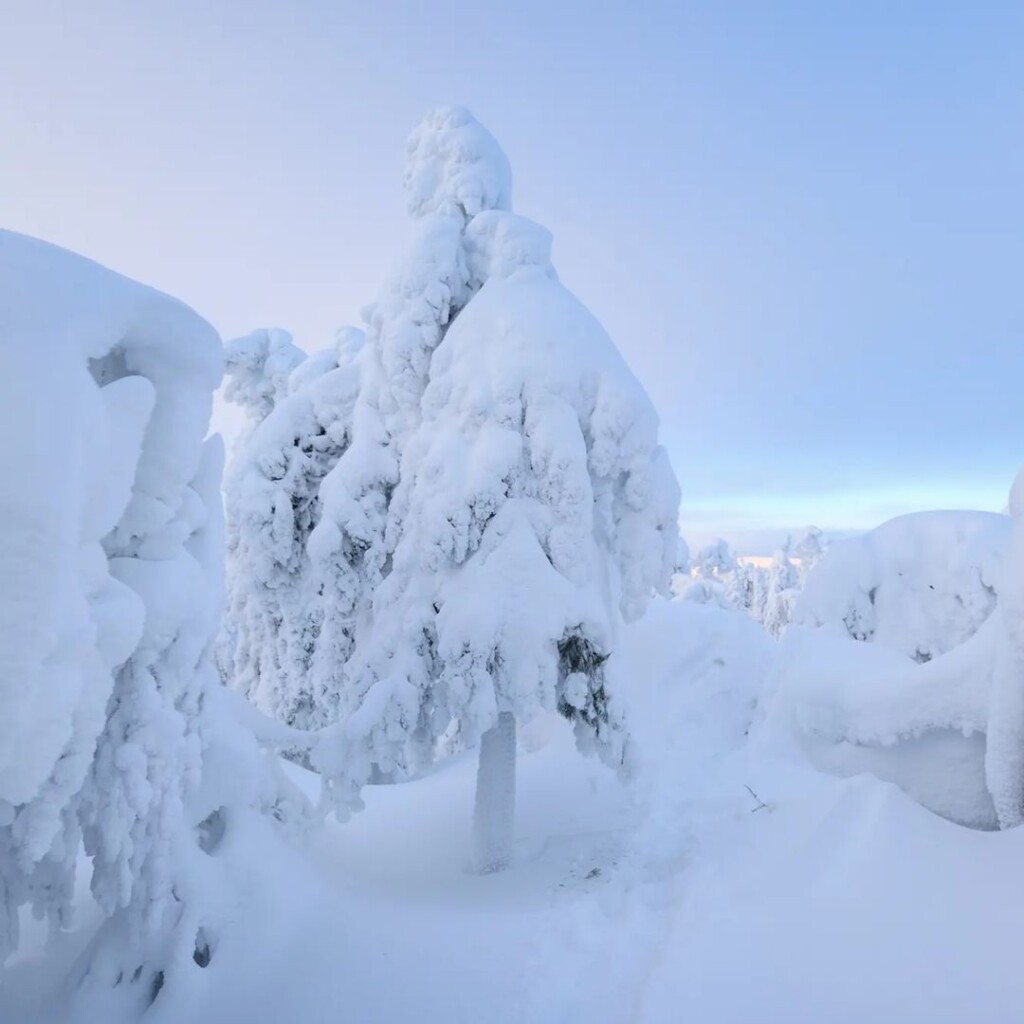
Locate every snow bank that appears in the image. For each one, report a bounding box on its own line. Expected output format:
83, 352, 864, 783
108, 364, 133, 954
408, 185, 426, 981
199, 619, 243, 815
404, 104, 512, 219
794, 510, 1007, 661
763, 495, 1024, 830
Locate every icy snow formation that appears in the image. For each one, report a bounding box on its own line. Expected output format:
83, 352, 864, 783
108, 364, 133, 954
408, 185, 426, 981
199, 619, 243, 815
0, 230, 262, 992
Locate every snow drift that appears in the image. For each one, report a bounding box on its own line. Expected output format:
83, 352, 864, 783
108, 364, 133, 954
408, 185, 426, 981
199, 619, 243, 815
764, 500, 1024, 830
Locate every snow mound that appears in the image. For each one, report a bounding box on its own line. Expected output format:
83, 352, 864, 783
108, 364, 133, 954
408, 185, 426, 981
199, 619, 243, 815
794, 510, 1007, 661
763, 485, 1024, 831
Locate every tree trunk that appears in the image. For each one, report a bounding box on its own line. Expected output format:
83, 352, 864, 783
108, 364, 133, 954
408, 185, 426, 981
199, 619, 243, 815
472, 712, 516, 872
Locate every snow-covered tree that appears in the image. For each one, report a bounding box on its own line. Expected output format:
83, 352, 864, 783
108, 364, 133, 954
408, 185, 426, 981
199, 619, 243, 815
0, 229, 267, 1007
762, 548, 800, 638
223, 327, 306, 425
314, 109, 681, 872
279, 108, 517, 748
221, 328, 364, 730
692, 538, 737, 580
791, 525, 828, 582
724, 560, 758, 614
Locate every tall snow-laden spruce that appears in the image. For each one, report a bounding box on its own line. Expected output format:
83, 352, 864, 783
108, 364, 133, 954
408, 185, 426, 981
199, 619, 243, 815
302, 108, 515, 748
221, 107, 512, 737
315, 108, 681, 871
0, 230, 272, 1011
221, 327, 365, 729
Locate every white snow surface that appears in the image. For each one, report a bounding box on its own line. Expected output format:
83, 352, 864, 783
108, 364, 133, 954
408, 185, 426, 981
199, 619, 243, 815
6, 598, 1024, 1023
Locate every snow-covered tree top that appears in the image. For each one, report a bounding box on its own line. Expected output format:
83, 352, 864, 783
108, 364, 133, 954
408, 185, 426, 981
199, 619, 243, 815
404, 105, 512, 220
224, 327, 306, 422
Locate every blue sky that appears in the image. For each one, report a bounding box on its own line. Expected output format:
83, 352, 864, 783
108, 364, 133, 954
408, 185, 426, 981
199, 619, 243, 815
3, 0, 1022, 550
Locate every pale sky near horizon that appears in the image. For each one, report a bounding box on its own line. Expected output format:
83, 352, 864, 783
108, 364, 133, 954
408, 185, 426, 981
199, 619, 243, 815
3, 0, 1022, 552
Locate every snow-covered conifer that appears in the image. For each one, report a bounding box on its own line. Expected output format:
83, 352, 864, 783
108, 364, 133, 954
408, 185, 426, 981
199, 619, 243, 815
792, 511, 1004, 660
791, 525, 827, 582
315, 110, 681, 872
679, 577, 733, 609
762, 548, 799, 638
221, 328, 365, 729
724, 560, 758, 614
0, 230, 259, 1005
223, 327, 306, 425
692, 538, 737, 580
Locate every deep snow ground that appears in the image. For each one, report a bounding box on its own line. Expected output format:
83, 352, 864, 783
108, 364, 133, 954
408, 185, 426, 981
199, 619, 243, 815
4, 601, 1024, 1023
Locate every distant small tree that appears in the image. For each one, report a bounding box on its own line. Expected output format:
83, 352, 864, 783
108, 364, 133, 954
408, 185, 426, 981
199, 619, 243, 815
692, 538, 737, 580
223, 327, 306, 425
724, 560, 759, 613
762, 548, 800, 637
792, 525, 828, 584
